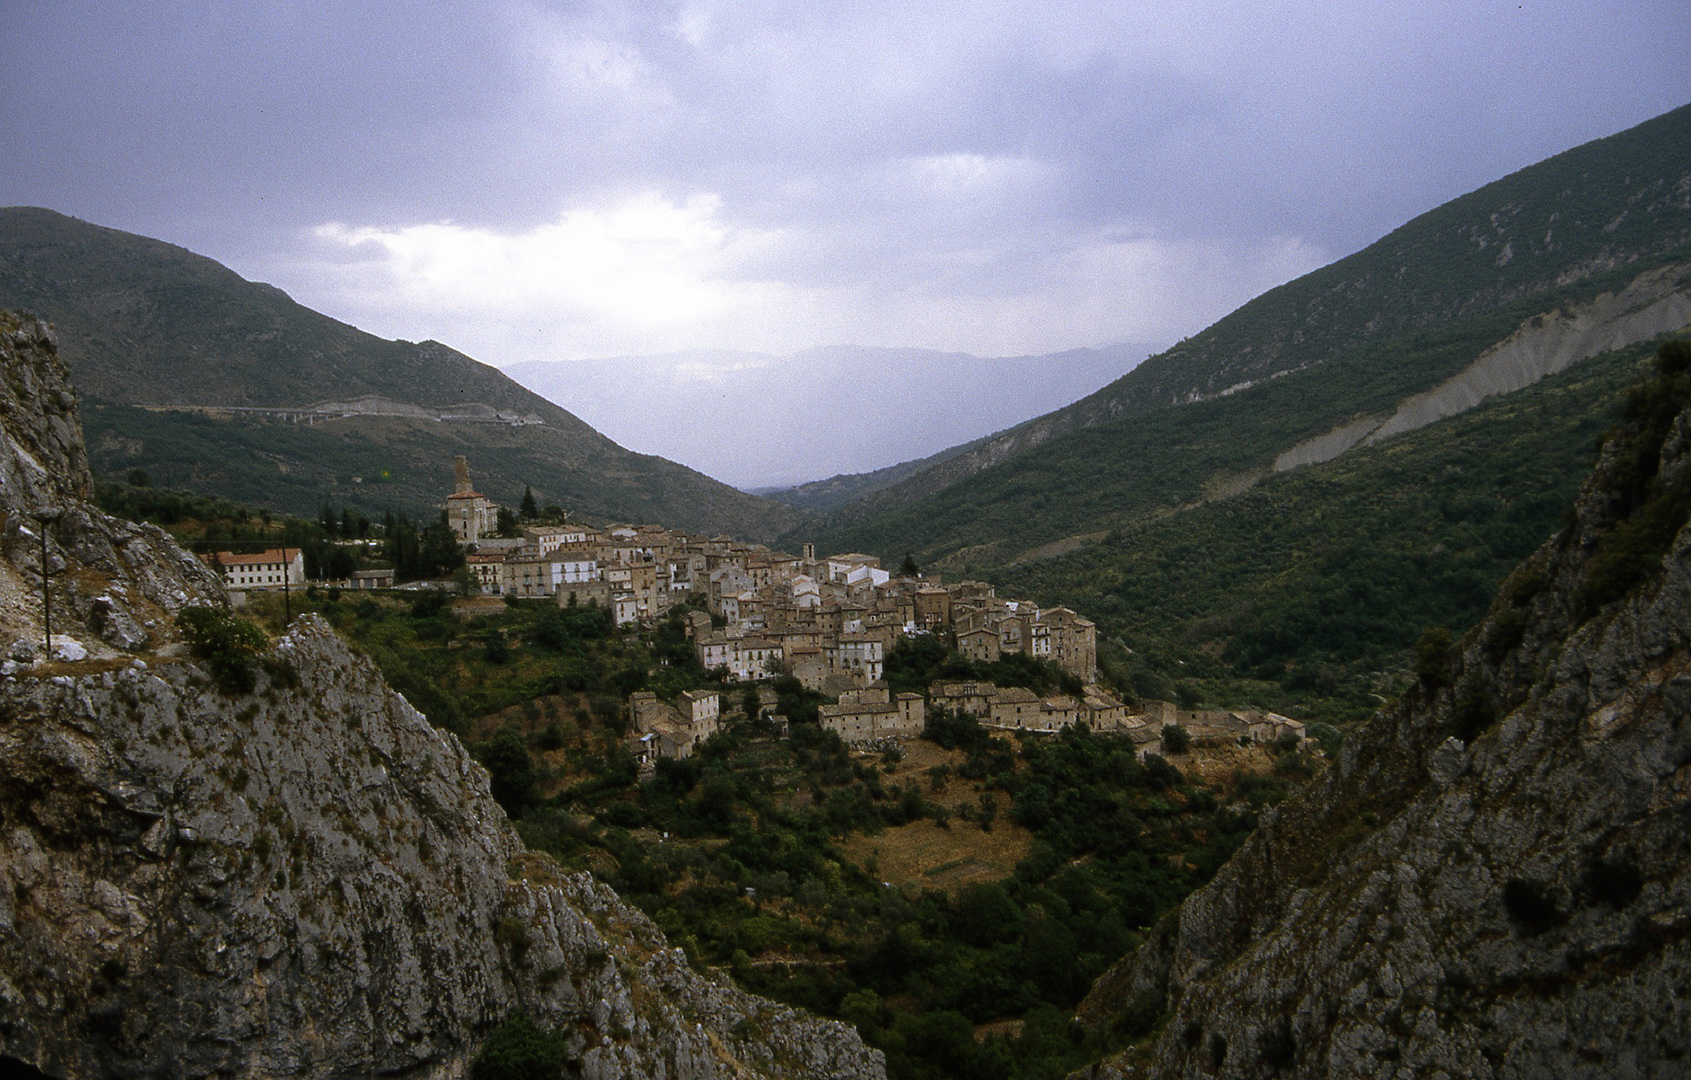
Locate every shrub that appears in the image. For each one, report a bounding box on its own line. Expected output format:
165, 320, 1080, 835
470, 1011, 573, 1080
176, 606, 268, 694
1413, 626, 1454, 687
1451, 678, 1496, 742
479, 726, 540, 819
1583, 857, 1644, 908
1160, 724, 1191, 754
410, 588, 450, 619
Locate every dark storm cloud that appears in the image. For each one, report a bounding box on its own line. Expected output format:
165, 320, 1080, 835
2, 1, 1687, 481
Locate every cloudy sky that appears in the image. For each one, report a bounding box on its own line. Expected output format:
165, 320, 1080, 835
2, 2, 1688, 481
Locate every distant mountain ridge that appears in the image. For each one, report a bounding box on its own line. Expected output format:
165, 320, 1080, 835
752, 435, 991, 514
503, 341, 1147, 490
0, 208, 804, 540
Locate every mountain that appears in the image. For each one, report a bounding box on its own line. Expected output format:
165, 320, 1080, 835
0, 307, 882, 1079
800, 103, 1691, 545
1071, 339, 1691, 1077
0, 208, 804, 541
788, 104, 1691, 715
503, 342, 1147, 490
1002, 337, 1655, 721
752, 435, 993, 514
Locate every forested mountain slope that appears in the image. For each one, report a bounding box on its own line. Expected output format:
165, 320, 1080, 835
799, 102, 1691, 538
0, 208, 803, 539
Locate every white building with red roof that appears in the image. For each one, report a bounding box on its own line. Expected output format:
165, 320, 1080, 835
208, 548, 304, 590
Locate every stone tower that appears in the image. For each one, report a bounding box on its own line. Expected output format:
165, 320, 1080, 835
444, 456, 495, 547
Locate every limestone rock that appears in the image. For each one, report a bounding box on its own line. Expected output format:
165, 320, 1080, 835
1075, 361, 1691, 1078
0, 309, 225, 665
0, 616, 882, 1079
0, 309, 884, 1079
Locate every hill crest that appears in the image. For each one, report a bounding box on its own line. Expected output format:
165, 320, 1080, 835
0, 208, 804, 540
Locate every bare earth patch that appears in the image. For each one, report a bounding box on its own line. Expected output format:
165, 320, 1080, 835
841, 739, 1032, 892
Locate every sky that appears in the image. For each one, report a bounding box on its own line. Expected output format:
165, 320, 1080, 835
2, 1, 1689, 483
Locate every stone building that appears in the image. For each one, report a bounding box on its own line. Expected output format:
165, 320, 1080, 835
445, 456, 496, 546
628, 689, 722, 762
819, 684, 925, 743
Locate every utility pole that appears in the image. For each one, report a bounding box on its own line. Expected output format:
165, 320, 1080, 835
32, 507, 61, 654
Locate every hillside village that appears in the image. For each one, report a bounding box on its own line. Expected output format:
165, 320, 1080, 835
199, 456, 1307, 762
440, 453, 1103, 681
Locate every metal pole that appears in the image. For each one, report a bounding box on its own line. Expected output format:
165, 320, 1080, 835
40, 520, 49, 652
32, 508, 60, 655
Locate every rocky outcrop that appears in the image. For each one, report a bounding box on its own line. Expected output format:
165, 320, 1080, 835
0, 621, 882, 1080
1273, 262, 1691, 472
0, 313, 884, 1080
0, 309, 226, 662
1075, 344, 1691, 1077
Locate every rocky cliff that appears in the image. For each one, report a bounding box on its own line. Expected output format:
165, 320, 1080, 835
1074, 342, 1691, 1076
0, 311, 884, 1079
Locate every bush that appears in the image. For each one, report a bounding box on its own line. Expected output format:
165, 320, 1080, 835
470, 1011, 574, 1080
410, 588, 450, 618
479, 727, 540, 819
1413, 626, 1454, 687
1501, 879, 1563, 936
1160, 724, 1191, 754
176, 606, 268, 694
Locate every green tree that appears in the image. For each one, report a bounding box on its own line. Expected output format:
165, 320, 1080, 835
479, 727, 539, 818
1413, 626, 1454, 687
1160, 723, 1190, 754
470, 1011, 573, 1080
519, 486, 539, 521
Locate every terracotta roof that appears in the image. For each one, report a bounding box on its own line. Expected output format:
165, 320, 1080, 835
214, 548, 299, 567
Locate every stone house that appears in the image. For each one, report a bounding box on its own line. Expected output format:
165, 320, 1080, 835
914, 586, 951, 630
786, 645, 831, 692
929, 680, 996, 720
987, 686, 1041, 728
524, 524, 591, 554
465, 553, 505, 593
502, 552, 555, 598
1079, 685, 1129, 729
1043, 606, 1098, 682
819, 684, 925, 744
628, 690, 719, 762
830, 633, 884, 685
958, 626, 1001, 664
347, 567, 394, 590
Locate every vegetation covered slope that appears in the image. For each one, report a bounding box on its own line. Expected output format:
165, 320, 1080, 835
0, 207, 803, 539
1071, 337, 1691, 1080
997, 340, 1654, 721
790, 105, 1691, 718
799, 102, 1691, 535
